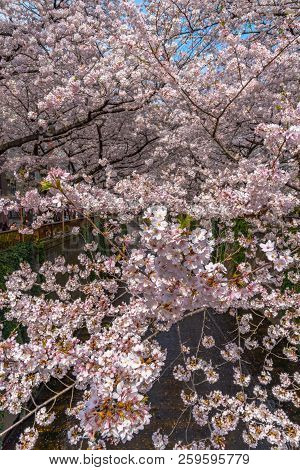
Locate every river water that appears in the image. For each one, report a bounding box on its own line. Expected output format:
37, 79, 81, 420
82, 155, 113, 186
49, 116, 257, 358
2, 235, 284, 450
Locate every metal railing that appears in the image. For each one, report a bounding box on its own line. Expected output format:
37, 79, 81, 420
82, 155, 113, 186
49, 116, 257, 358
0, 218, 86, 250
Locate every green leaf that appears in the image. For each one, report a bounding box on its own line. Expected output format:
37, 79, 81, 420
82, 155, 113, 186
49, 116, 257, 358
40, 179, 53, 192
178, 213, 194, 230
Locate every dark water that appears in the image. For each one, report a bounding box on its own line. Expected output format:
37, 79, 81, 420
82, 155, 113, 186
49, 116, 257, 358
2, 235, 295, 450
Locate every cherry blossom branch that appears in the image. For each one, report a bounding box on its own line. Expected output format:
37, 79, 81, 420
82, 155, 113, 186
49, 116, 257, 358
0, 383, 75, 439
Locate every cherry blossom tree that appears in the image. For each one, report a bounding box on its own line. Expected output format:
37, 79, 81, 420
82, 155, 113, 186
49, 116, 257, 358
0, 0, 299, 450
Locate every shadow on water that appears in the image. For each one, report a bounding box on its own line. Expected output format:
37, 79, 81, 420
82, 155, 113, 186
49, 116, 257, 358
3, 235, 296, 450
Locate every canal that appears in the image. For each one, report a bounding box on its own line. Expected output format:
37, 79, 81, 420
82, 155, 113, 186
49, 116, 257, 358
1, 234, 277, 450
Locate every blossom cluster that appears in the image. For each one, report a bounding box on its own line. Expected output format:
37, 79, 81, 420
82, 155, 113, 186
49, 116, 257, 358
0, 0, 299, 451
